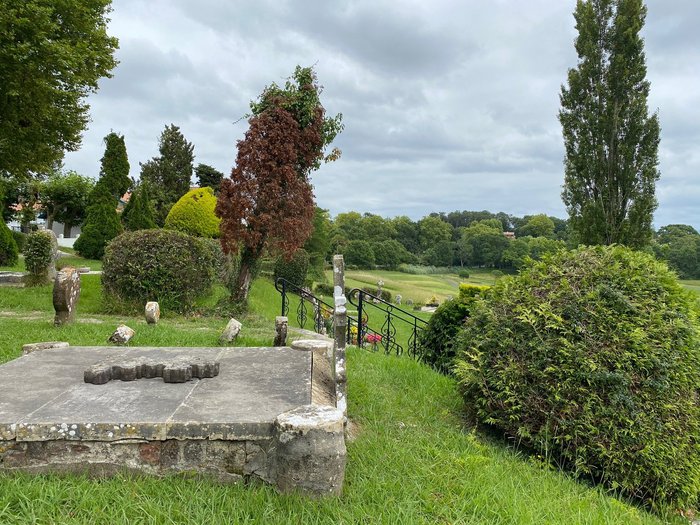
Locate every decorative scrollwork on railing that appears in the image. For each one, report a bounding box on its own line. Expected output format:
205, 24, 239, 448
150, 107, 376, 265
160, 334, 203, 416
348, 288, 428, 357
274, 278, 427, 359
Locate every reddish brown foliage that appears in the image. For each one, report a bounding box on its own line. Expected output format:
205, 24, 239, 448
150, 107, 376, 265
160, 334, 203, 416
216, 104, 321, 260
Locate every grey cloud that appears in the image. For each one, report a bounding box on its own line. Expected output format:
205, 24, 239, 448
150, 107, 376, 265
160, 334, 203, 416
62, 0, 700, 230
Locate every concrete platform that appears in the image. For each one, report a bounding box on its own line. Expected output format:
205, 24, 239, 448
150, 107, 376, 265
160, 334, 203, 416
0, 345, 346, 495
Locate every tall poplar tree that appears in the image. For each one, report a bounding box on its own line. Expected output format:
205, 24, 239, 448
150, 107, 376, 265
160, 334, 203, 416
99, 132, 130, 200
559, 0, 660, 248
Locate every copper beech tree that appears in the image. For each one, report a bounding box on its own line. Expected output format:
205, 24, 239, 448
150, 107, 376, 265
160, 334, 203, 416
216, 67, 342, 304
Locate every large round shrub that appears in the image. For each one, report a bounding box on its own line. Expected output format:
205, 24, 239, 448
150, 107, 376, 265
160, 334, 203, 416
102, 230, 217, 312
416, 284, 488, 374
23, 230, 57, 285
456, 246, 700, 508
0, 221, 18, 266
164, 187, 220, 238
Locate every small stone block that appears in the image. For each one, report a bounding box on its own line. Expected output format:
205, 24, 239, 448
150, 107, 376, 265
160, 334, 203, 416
274, 405, 346, 496
108, 324, 135, 345
220, 318, 242, 344
274, 316, 288, 347
53, 267, 81, 326
145, 302, 160, 324
77, 267, 90, 274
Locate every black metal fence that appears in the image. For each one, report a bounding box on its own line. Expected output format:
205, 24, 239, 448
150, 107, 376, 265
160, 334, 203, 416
274, 278, 427, 357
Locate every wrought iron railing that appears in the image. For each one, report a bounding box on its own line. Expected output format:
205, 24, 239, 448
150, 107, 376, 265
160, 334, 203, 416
347, 288, 428, 357
274, 278, 395, 351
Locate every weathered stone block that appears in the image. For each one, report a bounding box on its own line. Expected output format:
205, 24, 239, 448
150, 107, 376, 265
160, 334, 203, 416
145, 302, 160, 324
273, 405, 346, 496
108, 324, 135, 345
274, 316, 288, 346
220, 318, 242, 344
53, 267, 81, 326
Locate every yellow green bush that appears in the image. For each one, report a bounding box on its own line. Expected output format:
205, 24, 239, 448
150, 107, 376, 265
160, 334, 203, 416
164, 187, 220, 238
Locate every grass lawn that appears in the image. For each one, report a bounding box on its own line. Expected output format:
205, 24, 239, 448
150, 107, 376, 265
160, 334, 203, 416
0, 348, 677, 524
0, 253, 689, 523
331, 268, 499, 306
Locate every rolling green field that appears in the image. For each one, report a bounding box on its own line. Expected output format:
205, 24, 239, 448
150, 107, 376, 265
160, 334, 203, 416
329, 268, 498, 305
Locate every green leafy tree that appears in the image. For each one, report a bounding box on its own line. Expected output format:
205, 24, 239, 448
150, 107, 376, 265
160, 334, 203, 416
342, 240, 375, 268
517, 214, 555, 238
304, 207, 332, 281
195, 163, 224, 194
418, 216, 453, 252
98, 132, 130, 200
391, 215, 420, 254
559, 0, 660, 247
74, 184, 122, 259
122, 182, 156, 231
458, 220, 509, 267
41, 171, 95, 237
216, 66, 342, 305
140, 124, 195, 226
653, 224, 700, 278
333, 211, 365, 241
361, 213, 394, 242
0, 0, 118, 177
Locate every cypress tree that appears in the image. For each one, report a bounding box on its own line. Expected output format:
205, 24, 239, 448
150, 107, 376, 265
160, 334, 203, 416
74, 183, 123, 259
140, 124, 195, 225
124, 183, 156, 231
99, 132, 131, 200
559, 0, 660, 248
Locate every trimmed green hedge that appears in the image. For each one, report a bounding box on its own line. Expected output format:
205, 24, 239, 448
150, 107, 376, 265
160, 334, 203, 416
23, 231, 57, 285
102, 230, 217, 312
164, 187, 220, 238
416, 284, 488, 374
456, 245, 700, 509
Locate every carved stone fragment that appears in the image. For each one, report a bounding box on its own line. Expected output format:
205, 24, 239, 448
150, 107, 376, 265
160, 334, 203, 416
84, 356, 220, 385
53, 267, 81, 326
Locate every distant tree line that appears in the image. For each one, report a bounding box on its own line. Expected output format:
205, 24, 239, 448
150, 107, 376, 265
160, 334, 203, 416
303, 209, 700, 279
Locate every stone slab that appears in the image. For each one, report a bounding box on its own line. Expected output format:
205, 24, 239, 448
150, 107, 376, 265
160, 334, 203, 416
0, 346, 311, 442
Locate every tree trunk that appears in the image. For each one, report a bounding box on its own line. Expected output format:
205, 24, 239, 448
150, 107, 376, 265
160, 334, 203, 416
63, 223, 72, 238
231, 247, 257, 305
46, 213, 54, 231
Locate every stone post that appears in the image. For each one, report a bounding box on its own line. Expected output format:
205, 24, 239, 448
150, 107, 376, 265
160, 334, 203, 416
273, 405, 346, 496
274, 316, 288, 346
332, 255, 347, 419
52, 267, 80, 326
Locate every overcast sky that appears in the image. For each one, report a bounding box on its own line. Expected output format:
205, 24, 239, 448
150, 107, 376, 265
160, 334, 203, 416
63, 0, 700, 228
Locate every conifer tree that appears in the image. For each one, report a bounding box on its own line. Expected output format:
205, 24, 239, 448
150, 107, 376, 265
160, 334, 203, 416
99, 132, 131, 200
559, 0, 660, 248
123, 183, 156, 231
74, 183, 122, 259
140, 124, 195, 225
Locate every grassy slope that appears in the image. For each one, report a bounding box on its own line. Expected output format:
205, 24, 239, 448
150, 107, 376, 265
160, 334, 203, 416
0, 255, 685, 523
0, 349, 674, 524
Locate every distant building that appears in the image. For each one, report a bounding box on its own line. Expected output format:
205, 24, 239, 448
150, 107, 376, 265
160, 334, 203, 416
504, 231, 515, 240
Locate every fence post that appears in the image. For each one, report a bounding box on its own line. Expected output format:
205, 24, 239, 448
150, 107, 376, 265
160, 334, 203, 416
333, 255, 347, 421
